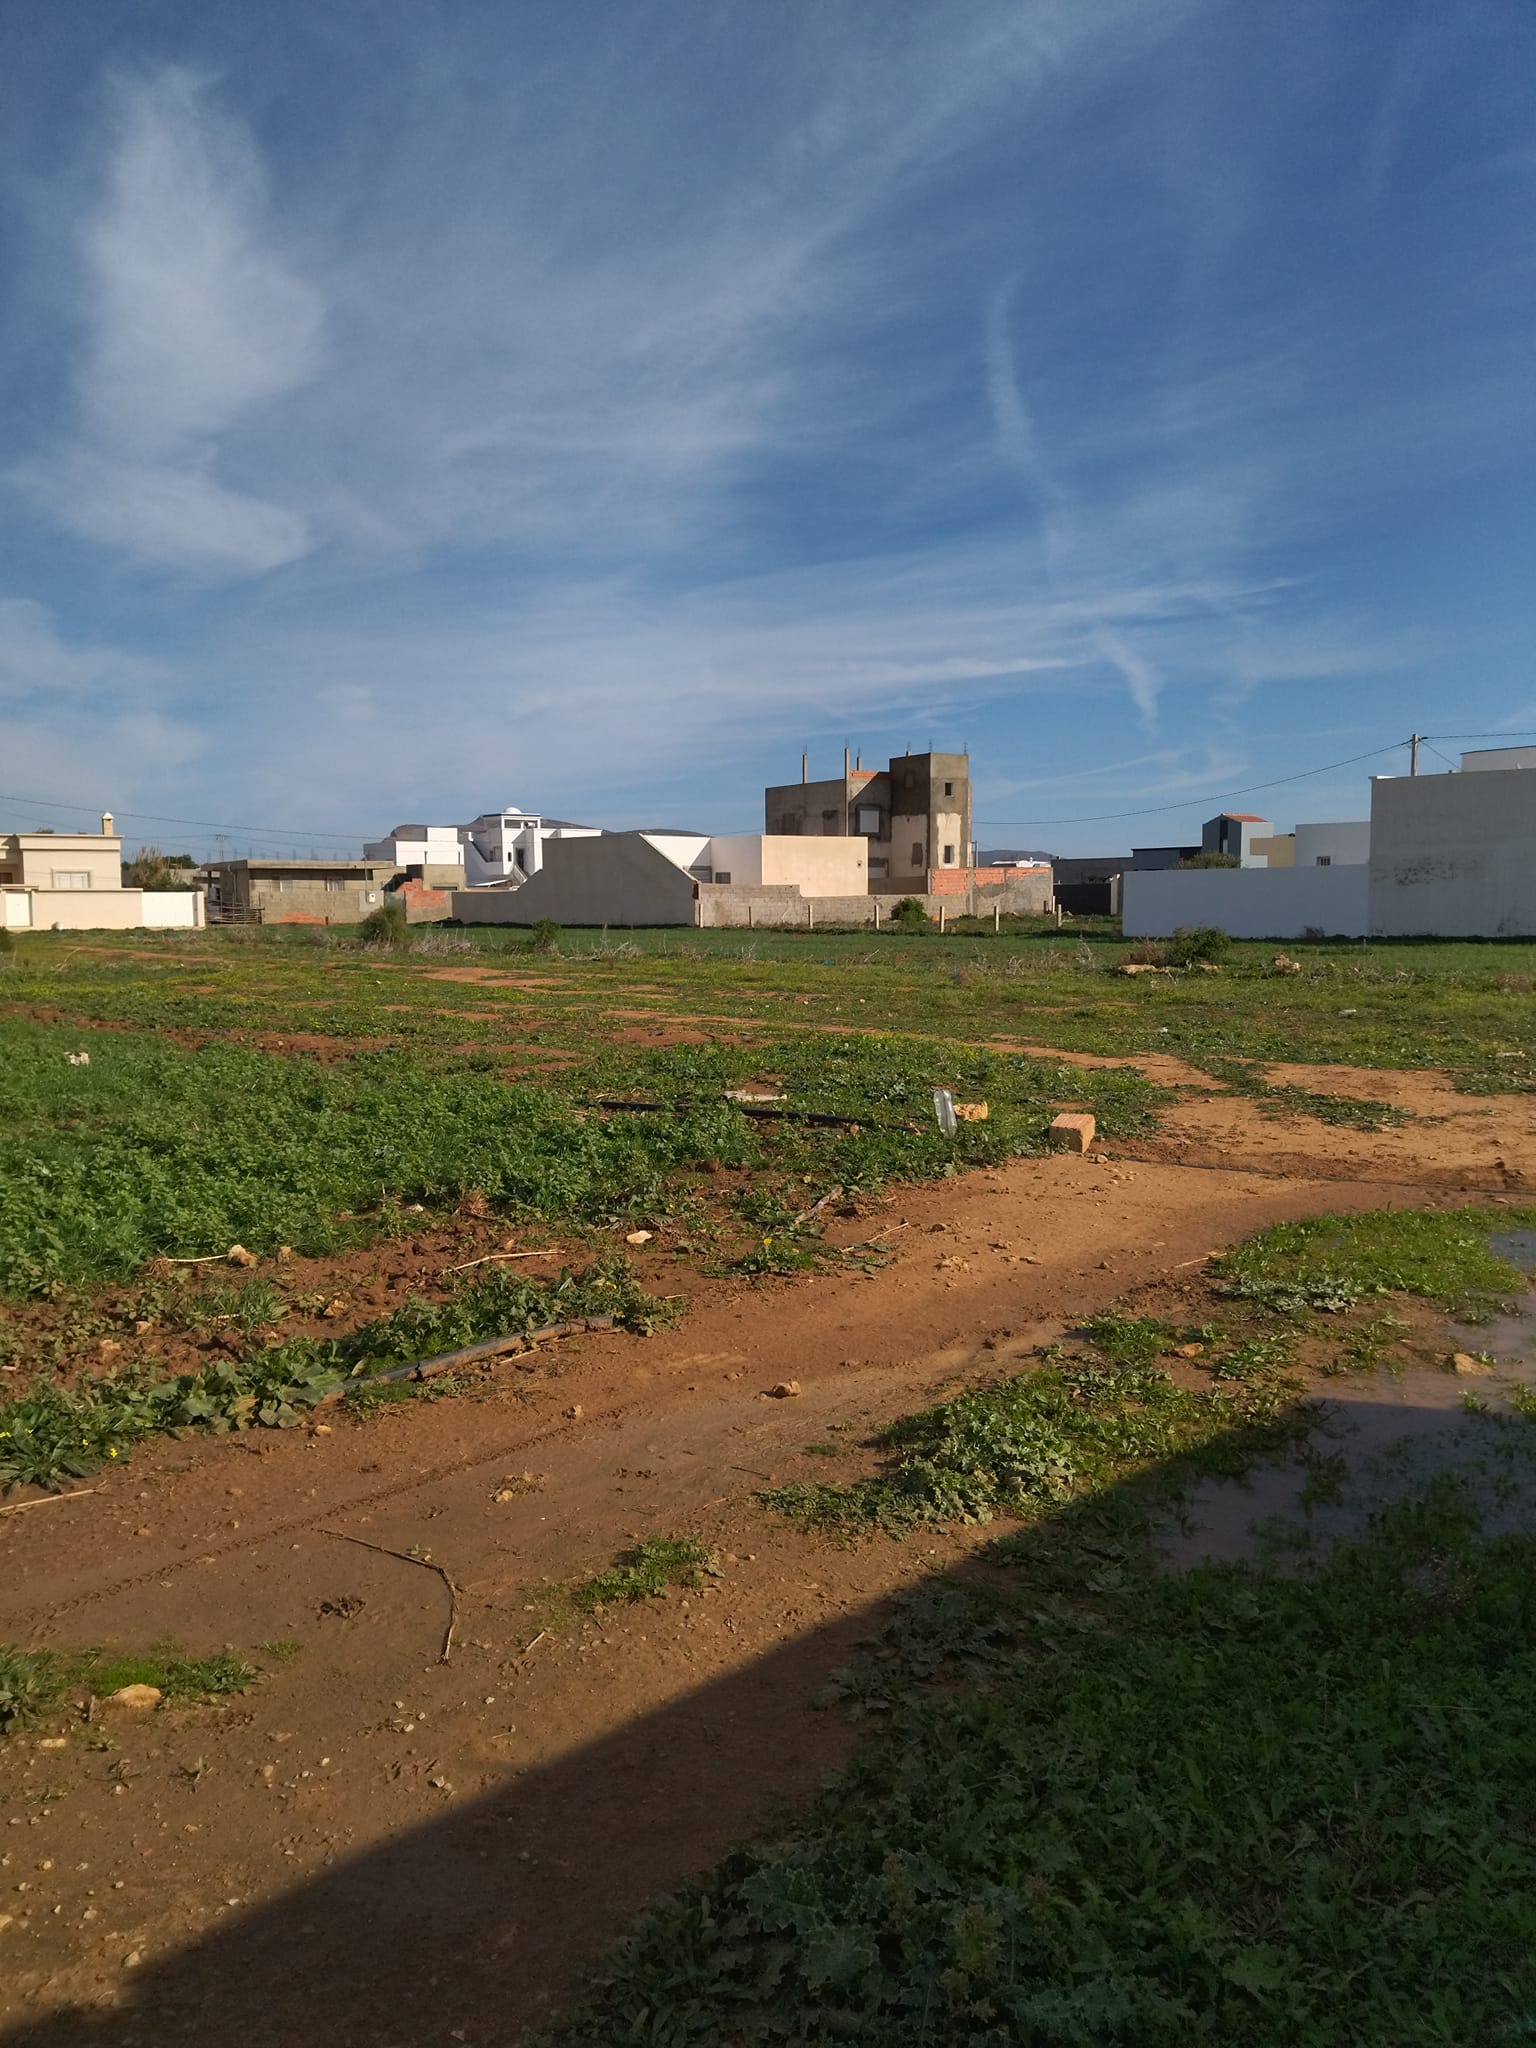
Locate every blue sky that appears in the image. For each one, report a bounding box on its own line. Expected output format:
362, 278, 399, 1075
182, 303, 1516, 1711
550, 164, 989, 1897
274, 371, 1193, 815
2, 0, 1533, 858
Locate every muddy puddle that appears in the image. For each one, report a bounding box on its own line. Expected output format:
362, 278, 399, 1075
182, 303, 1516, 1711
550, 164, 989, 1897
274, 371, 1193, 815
1164, 1272, 1536, 1571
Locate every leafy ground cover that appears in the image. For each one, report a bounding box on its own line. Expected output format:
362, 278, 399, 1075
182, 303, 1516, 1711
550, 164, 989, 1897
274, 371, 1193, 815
0, 1258, 673, 1489
0, 1011, 1163, 1299
540, 1207, 1536, 2044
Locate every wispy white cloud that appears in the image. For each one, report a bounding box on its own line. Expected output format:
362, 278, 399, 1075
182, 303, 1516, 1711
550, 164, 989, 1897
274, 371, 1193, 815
16, 67, 323, 573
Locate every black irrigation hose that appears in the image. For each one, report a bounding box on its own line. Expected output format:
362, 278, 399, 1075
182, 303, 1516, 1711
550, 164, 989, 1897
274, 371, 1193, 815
590, 1097, 916, 1131
358, 1314, 617, 1389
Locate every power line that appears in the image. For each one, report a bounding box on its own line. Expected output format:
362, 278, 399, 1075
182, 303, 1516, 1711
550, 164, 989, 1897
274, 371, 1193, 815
974, 741, 1402, 830
0, 789, 368, 847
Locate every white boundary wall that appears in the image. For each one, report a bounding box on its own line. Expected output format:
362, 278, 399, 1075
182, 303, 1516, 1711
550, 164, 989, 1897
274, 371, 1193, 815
1122, 864, 1368, 939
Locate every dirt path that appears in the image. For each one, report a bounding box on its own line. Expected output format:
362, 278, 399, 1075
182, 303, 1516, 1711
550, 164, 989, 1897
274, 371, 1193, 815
4, 1122, 1524, 2046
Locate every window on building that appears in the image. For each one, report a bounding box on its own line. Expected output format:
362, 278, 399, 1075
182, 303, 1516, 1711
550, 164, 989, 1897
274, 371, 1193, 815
1316, 855, 1332, 867
856, 806, 882, 835
52, 870, 91, 889
911, 841, 924, 867
714, 870, 731, 884
0, 870, 14, 884
325, 877, 346, 892
943, 844, 956, 865
943, 781, 953, 797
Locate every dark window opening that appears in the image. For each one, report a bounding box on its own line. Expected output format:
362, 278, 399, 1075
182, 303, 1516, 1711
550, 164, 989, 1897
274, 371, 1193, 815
943, 844, 956, 865
943, 781, 953, 796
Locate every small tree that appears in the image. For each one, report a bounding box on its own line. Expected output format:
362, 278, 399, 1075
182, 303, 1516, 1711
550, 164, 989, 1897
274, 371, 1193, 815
1176, 851, 1240, 870
529, 917, 561, 953
123, 845, 197, 890
889, 897, 930, 930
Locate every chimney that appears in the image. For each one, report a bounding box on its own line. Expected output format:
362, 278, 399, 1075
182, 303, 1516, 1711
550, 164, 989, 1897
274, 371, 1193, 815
801, 752, 808, 785
856, 752, 862, 770
100, 811, 114, 837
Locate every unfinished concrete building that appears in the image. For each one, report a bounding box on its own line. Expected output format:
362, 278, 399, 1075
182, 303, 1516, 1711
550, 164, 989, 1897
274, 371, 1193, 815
764, 750, 973, 889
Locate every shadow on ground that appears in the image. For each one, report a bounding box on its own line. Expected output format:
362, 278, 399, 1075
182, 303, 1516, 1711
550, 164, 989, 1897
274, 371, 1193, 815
10, 1376, 1536, 2047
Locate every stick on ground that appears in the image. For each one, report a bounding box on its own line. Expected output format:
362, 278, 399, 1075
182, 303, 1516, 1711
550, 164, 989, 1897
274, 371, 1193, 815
0, 1487, 99, 1518
320, 1529, 462, 1662
443, 1250, 560, 1273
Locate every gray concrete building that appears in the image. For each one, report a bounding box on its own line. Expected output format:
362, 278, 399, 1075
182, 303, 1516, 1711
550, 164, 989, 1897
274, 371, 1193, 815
765, 750, 971, 890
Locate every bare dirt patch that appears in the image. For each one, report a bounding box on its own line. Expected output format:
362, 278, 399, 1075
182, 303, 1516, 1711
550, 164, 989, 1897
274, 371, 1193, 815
0, 1149, 1505, 2044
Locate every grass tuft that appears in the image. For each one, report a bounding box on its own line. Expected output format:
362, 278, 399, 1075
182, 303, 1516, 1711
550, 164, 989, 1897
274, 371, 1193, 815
573, 1537, 718, 1609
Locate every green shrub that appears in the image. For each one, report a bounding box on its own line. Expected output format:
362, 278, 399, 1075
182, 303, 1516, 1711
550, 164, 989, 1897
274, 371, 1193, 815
358, 902, 410, 947
888, 898, 929, 929
1177, 850, 1240, 869
530, 918, 562, 952
1166, 924, 1232, 966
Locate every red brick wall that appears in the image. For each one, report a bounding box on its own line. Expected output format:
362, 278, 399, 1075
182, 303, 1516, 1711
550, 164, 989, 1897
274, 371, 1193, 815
925, 865, 1050, 896
394, 877, 453, 921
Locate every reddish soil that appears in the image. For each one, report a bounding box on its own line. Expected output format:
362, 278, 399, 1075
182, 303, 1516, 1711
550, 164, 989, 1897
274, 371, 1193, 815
3, 1082, 1532, 2044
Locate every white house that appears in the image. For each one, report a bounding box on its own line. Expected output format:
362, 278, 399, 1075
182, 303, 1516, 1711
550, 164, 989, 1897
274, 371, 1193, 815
362, 823, 467, 876
458, 807, 603, 886
362, 807, 603, 888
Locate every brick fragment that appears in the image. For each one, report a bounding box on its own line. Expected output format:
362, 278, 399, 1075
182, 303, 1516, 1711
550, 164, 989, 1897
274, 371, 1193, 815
1050, 1112, 1096, 1154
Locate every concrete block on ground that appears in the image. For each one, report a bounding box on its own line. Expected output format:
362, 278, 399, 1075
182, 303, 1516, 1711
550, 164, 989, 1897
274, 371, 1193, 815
1050, 1112, 1096, 1153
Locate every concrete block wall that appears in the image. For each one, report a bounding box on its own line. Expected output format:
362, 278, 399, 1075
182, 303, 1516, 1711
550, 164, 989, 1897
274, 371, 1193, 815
695, 877, 1055, 928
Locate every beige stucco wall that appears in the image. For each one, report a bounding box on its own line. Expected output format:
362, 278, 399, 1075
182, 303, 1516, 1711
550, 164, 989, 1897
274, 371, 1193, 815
15, 888, 145, 930
1250, 834, 1295, 868
757, 836, 867, 892
4, 834, 123, 890
888, 809, 930, 882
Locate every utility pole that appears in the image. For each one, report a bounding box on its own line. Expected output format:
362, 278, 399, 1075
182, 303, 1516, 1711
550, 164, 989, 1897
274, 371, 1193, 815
1410, 732, 1421, 776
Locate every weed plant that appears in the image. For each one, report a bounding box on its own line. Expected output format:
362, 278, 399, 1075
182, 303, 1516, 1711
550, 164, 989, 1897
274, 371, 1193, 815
574, 1537, 718, 1609
0, 1259, 673, 1488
